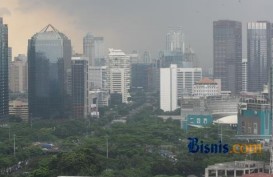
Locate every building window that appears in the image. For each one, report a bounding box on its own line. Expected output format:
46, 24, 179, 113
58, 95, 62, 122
203, 118, 207, 124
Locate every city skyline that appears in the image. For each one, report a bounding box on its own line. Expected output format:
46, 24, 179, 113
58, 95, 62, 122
2, 0, 273, 69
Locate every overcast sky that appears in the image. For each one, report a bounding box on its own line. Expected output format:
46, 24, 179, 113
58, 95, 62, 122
1, 0, 273, 69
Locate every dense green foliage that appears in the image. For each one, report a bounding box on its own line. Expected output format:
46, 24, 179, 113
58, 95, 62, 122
0, 92, 269, 176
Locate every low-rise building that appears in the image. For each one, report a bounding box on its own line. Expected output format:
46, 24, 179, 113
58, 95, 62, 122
9, 100, 28, 121
192, 77, 221, 97
205, 161, 265, 177
237, 92, 271, 138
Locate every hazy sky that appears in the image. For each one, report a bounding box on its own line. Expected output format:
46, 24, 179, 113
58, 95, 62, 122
1, 0, 273, 68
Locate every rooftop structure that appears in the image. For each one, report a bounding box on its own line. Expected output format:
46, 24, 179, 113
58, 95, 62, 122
205, 161, 265, 177
243, 173, 273, 177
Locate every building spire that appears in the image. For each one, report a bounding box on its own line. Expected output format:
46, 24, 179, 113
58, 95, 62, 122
39, 24, 59, 33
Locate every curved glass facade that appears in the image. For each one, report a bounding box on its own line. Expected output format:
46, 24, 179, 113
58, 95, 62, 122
28, 25, 72, 119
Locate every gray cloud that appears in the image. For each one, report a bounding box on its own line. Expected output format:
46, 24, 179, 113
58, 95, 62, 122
0, 7, 11, 16
15, 0, 273, 68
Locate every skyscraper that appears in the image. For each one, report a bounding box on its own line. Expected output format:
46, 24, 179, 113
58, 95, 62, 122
0, 17, 8, 119
83, 33, 105, 66
160, 64, 177, 112
108, 49, 131, 103
9, 54, 28, 93
28, 24, 72, 119
177, 67, 202, 97
166, 27, 185, 53
213, 20, 242, 95
143, 50, 151, 63
247, 21, 272, 92
71, 57, 89, 119
242, 59, 247, 92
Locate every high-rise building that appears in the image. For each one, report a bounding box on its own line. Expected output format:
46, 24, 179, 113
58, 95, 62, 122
159, 51, 184, 68
160, 64, 177, 112
83, 33, 105, 66
0, 17, 9, 119
166, 27, 185, 53
89, 66, 108, 90
184, 46, 197, 67
143, 50, 151, 63
242, 59, 247, 92
213, 20, 242, 94
131, 63, 155, 91
129, 50, 139, 64
28, 24, 72, 119
8, 47, 12, 67
247, 21, 272, 92
71, 57, 89, 119
177, 67, 202, 98
108, 49, 131, 103
9, 54, 28, 93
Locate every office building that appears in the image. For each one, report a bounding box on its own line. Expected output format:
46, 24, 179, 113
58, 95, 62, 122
89, 90, 109, 107
89, 66, 108, 90
247, 21, 272, 92
177, 67, 202, 97
192, 77, 221, 97
0, 17, 9, 119
160, 64, 177, 112
131, 63, 155, 91
213, 20, 242, 94
159, 50, 184, 68
28, 24, 72, 119
242, 59, 247, 92
9, 54, 28, 93
108, 49, 131, 103
129, 50, 139, 64
8, 47, 11, 68
166, 27, 185, 53
183, 46, 197, 67
83, 33, 105, 66
71, 57, 89, 119
143, 50, 151, 63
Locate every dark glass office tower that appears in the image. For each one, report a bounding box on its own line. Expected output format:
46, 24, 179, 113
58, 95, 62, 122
28, 24, 72, 119
71, 57, 89, 119
0, 17, 9, 119
213, 20, 242, 95
247, 21, 272, 92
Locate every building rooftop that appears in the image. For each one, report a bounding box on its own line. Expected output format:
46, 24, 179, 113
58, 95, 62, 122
213, 115, 237, 124
196, 77, 216, 84
109, 48, 126, 56
32, 24, 69, 40
206, 161, 264, 170
243, 173, 273, 177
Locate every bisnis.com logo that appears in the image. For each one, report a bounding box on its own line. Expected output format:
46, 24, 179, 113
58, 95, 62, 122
187, 137, 262, 154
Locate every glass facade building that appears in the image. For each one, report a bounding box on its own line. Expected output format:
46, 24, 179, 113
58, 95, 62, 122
0, 17, 9, 119
28, 24, 72, 119
71, 57, 89, 119
213, 20, 242, 95
247, 21, 272, 92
